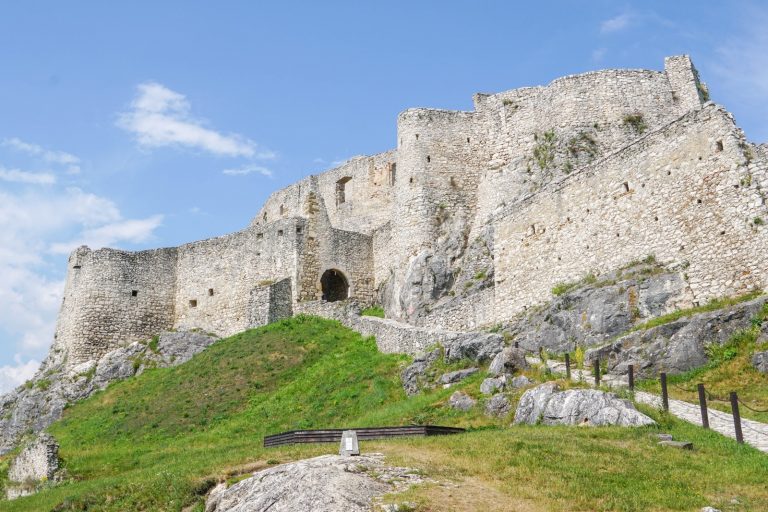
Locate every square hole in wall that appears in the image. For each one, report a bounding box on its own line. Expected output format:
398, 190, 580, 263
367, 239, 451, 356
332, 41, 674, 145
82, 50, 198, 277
296, 226, 302, 234
208, 289, 214, 296
131, 290, 138, 297
277, 229, 284, 236
256, 233, 263, 239
189, 299, 198, 308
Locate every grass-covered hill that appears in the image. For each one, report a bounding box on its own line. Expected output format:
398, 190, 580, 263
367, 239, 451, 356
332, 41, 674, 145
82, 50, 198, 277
1, 316, 767, 512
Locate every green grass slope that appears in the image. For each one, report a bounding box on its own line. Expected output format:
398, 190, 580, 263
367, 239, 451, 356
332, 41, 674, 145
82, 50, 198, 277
1, 315, 766, 512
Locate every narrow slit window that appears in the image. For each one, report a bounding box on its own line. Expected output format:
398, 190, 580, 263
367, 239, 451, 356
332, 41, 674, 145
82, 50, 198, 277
426, 155, 431, 163
716, 140, 723, 152
623, 182, 629, 193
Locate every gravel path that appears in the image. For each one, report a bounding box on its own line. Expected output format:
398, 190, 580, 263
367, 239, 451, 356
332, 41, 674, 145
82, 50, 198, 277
528, 357, 768, 453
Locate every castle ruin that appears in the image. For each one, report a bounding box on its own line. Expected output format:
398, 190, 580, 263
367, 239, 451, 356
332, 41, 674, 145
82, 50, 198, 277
52, 55, 768, 366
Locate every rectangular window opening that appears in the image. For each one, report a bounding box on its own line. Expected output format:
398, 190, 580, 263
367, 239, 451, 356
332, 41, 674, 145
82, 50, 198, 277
189, 299, 198, 308
623, 182, 630, 193
208, 289, 214, 296
131, 290, 138, 297
277, 229, 284, 236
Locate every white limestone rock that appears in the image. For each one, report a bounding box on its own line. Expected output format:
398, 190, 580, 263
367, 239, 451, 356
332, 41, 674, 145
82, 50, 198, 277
514, 384, 655, 427
206, 454, 422, 512
488, 346, 529, 377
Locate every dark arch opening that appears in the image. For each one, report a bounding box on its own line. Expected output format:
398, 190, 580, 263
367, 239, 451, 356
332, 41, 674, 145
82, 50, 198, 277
321, 269, 349, 302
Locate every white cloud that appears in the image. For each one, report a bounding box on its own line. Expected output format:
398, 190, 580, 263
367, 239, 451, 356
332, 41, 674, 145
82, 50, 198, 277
50, 215, 164, 254
2, 137, 81, 174
0, 167, 56, 185
0, 356, 40, 394
600, 13, 632, 33
222, 165, 273, 177
118, 82, 272, 159
0, 151, 163, 373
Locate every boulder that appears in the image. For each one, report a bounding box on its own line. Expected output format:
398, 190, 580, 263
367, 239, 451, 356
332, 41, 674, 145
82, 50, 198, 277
448, 391, 476, 411
514, 384, 655, 427
752, 351, 768, 374
439, 368, 478, 385
401, 349, 441, 396
206, 454, 422, 512
444, 333, 504, 363
480, 377, 505, 395
485, 394, 512, 417
488, 346, 529, 376
510, 375, 533, 388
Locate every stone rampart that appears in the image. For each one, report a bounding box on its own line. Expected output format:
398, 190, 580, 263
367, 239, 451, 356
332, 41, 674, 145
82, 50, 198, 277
493, 104, 767, 319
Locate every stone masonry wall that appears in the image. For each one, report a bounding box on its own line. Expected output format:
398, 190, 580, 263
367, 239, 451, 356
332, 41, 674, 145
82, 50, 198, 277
8, 433, 59, 483
493, 104, 768, 319
248, 278, 293, 328
55, 246, 178, 365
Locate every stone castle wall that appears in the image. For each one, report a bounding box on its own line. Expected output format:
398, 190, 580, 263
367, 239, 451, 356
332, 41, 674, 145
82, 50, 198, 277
493, 104, 767, 319
52, 55, 768, 363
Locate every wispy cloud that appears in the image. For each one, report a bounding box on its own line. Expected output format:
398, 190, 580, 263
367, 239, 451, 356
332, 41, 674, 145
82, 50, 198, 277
50, 215, 164, 255
0, 355, 40, 393
600, 13, 632, 33
117, 82, 272, 158
0, 181, 164, 383
2, 137, 81, 174
0, 167, 56, 185
222, 164, 273, 177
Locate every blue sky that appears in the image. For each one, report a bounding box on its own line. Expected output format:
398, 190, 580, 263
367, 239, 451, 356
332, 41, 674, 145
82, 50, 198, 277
0, 1, 766, 392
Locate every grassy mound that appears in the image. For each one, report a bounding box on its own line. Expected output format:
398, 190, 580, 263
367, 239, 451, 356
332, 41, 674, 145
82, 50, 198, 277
1, 315, 766, 511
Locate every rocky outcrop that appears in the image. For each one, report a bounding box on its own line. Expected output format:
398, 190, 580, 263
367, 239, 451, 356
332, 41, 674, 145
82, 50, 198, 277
585, 296, 768, 378
488, 346, 529, 376
753, 351, 768, 374
505, 265, 689, 353
438, 368, 478, 385
480, 377, 506, 395
485, 394, 512, 417
205, 454, 424, 512
0, 330, 218, 455
400, 349, 441, 396
447, 391, 476, 411
514, 383, 655, 427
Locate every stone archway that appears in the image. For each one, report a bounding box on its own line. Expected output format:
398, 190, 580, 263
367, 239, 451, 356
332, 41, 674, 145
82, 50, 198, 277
321, 269, 349, 302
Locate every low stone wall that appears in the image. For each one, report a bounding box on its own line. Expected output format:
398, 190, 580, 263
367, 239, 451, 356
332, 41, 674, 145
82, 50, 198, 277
294, 300, 502, 356
6, 433, 59, 500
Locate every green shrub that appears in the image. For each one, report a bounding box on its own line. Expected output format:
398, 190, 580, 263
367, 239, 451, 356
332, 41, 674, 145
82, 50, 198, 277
622, 113, 647, 134
360, 305, 385, 318
532, 130, 557, 170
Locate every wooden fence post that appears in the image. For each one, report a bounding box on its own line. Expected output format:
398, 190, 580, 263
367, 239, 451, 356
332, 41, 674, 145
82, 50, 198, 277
660, 373, 669, 412
697, 383, 709, 429
730, 391, 744, 444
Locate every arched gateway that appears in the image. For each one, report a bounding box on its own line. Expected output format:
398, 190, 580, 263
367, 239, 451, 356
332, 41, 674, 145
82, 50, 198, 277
320, 269, 349, 302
